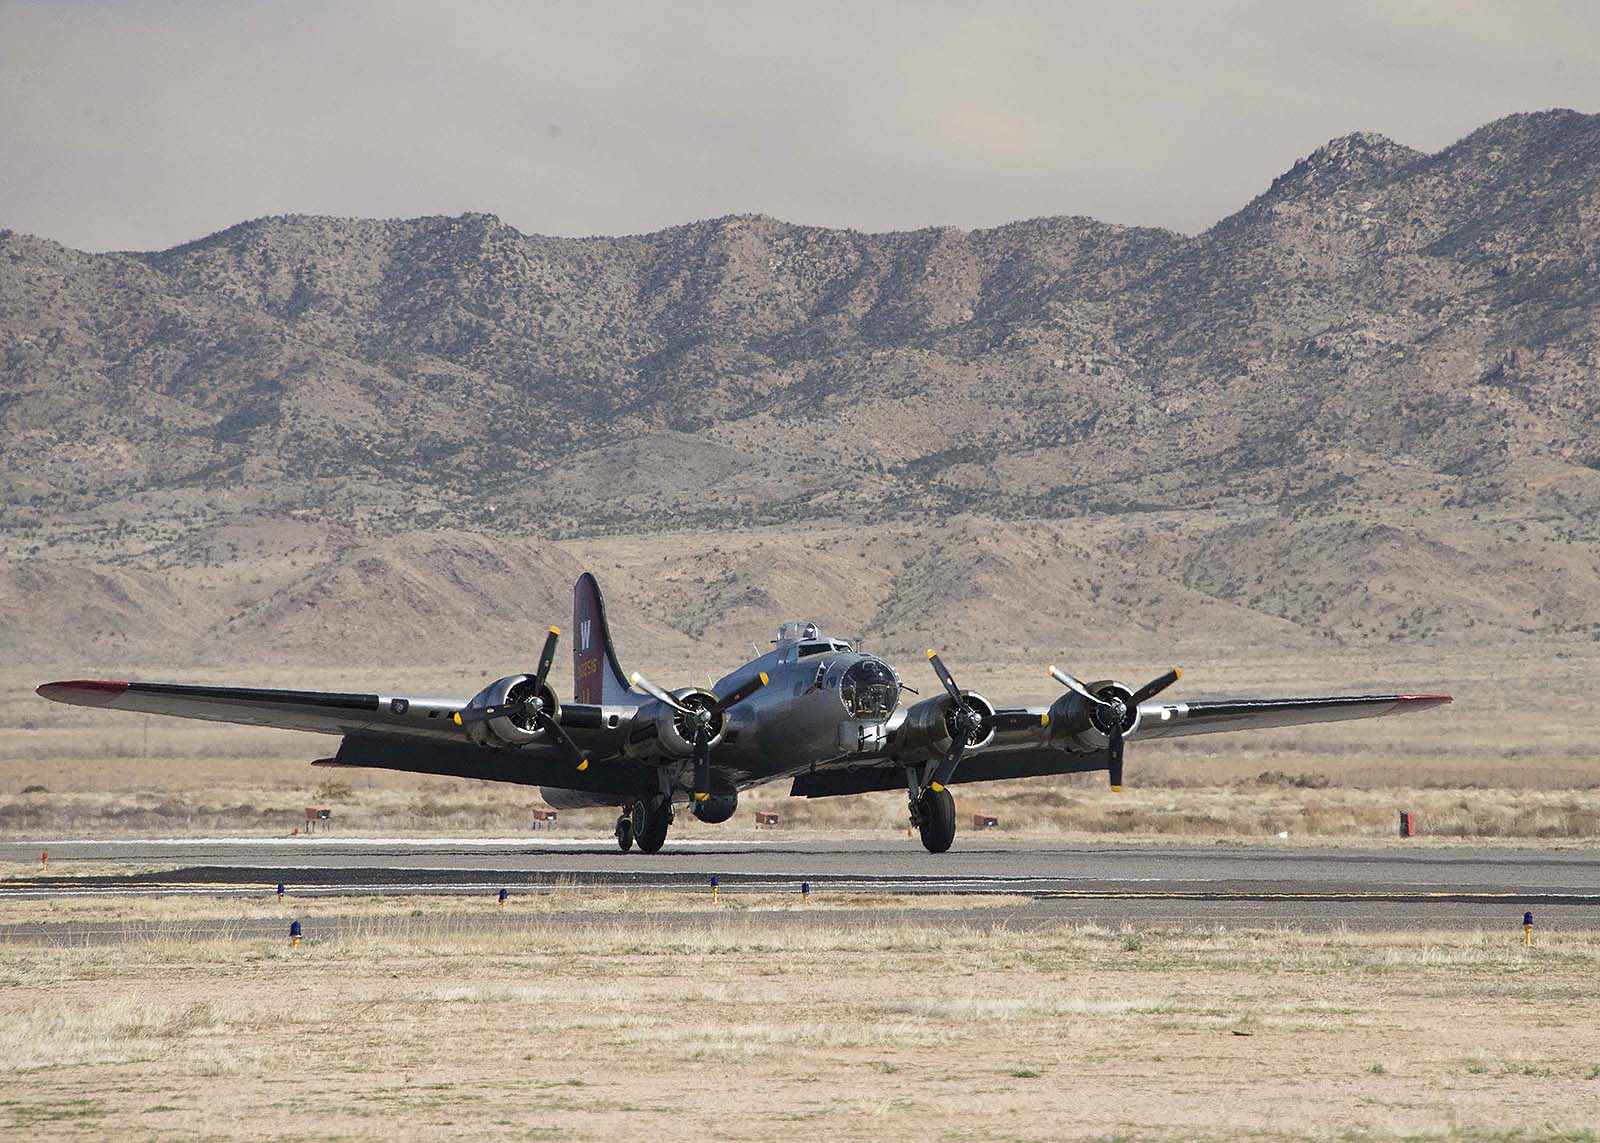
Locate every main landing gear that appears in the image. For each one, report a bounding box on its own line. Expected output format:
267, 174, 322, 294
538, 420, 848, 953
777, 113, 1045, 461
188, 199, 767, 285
910, 784, 956, 854
617, 796, 672, 855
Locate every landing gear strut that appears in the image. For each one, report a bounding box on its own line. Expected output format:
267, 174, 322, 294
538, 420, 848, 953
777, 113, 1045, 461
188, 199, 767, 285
910, 785, 956, 854
628, 796, 672, 855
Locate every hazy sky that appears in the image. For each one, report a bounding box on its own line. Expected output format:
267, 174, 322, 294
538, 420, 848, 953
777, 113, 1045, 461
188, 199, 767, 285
3, 1, 1598, 252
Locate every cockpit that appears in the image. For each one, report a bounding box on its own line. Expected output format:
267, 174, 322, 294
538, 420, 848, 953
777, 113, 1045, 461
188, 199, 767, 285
771, 622, 898, 718
774, 621, 853, 662
839, 657, 900, 720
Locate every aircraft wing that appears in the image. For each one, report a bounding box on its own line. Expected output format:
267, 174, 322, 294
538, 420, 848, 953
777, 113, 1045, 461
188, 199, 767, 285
974, 691, 1452, 755
793, 691, 1451, 798
37, 679, 474, 737
1132, 693, 1453, 739
35, 678, 657, 794
35, 677, 668, 803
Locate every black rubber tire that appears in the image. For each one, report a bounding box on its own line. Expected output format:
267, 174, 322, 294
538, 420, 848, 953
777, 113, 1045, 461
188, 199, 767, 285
615, 815, 634, 853
633, 799, 671, 855
917, 786, 956, 854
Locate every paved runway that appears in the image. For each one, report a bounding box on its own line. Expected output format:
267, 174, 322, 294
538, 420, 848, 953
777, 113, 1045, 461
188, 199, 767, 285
3, 836, 1598, 933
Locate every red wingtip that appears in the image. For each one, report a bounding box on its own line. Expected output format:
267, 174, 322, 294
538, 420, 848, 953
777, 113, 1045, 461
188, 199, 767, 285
36, 680, 130, 707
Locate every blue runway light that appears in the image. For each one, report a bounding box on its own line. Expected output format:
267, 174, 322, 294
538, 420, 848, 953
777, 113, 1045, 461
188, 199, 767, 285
277, 883, 285, 900
498, 888, 508, 908
289, 920, 302, 948
1524, 911, 1534, 927
710, 874, 720, 902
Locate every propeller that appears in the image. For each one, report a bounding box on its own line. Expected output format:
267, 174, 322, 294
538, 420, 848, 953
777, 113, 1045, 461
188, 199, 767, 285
1047, 663, 1182, 791
1131, 668, 1182, 706
630, 669, 768, 800
923, 650, 990, 790
455, 627, 591, 770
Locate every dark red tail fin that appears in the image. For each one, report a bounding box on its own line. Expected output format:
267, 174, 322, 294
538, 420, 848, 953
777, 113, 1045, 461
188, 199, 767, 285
572, 573, 634, 705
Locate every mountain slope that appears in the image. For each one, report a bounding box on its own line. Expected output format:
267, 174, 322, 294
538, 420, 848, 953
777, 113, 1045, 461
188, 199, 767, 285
3, 110, 1598, 667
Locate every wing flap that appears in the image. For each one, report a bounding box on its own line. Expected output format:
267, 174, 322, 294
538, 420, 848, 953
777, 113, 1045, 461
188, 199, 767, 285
791, 749, 1110, 798
320, 731, 655, 797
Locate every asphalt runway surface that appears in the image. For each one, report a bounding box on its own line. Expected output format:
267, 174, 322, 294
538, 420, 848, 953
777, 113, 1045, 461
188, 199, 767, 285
3, 836, 1598, 938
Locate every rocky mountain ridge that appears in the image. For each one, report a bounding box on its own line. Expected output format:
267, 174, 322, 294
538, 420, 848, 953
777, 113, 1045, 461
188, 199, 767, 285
2, 110, 1597, 669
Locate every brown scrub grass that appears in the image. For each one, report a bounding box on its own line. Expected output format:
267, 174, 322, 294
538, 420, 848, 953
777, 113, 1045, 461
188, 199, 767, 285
5, 778, 1600, 846
0, 908, 1597, 1142
0, 889, 1036, 927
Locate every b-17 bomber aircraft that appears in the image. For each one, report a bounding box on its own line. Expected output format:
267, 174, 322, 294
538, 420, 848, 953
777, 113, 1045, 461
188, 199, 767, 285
38, 573, 1452, 853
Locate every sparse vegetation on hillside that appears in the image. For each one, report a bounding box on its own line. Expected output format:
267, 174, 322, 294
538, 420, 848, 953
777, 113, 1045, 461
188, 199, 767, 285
2, 111, 1599, 668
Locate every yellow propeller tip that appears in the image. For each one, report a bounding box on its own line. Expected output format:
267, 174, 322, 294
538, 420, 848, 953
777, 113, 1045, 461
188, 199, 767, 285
576, 759, 589, 772
926, 649, 937, 660
1110, 785, 1122, 793
1040, 713, 1050, 727
451, 712, 462, 725
1174, 667, 1182, 679
758, 672, 769, 685
695, 792, 709, 802
550, 626, 560, 635
929, 782, 945, 792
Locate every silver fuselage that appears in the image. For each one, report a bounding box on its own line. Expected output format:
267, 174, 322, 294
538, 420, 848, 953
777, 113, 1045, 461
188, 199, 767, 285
710, 647, 905, 787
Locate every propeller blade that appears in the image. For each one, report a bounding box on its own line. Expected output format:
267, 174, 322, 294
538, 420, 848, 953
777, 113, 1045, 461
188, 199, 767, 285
710, 671, 768, 715
454, 632, 565, 727
1047, 662, 1162, 792
1131, 667, 1182, 706
532, 707, 588, 770
533, 627, 560, 690
453, 700, 588, 767
453, 702, 519, 725
929, 738, 966, 790
926, 650, 965, 705
692, 734, 712, 801
630, 671, 692, 714
1049, 665, 1110, 707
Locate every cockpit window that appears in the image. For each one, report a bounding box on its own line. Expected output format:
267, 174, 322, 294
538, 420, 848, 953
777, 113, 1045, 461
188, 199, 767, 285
798, 642, 832, 658
840, 658, 900, 720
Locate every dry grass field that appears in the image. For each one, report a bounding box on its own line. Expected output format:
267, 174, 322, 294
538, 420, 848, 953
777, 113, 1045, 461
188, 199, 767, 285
4, 779, 1600, 849
1, 903, 1597, 1142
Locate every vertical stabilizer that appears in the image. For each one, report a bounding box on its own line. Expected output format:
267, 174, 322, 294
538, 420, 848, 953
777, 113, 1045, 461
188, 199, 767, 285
572, 573, 634, 705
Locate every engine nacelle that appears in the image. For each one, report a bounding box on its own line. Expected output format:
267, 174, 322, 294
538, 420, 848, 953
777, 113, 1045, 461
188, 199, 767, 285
895, 690, 997, 759
692, 790, 738, 824
1047, 679, 1140, 753
641, 688, 726, 758
461, 674, 561, 749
